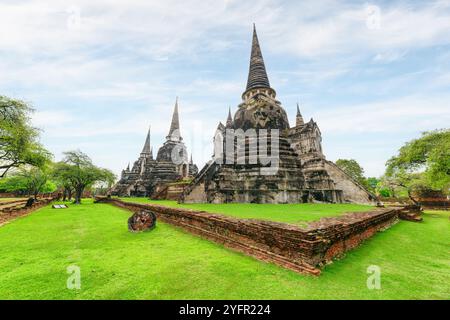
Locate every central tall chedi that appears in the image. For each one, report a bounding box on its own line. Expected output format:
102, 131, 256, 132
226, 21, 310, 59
180, 25, 372, 204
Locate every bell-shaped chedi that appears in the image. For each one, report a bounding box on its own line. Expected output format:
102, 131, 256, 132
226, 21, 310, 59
181, 25, 345, 204
111, 98, 198, 197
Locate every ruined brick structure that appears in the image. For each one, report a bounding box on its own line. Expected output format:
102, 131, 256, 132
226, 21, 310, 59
0, 197, 56, 226
98, 197, 409, 275
182, 25, 375, 204
112, 98, 198, 197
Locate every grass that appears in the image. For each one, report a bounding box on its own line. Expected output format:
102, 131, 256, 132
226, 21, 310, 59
118, 197, 374, 225
0, 199, 449, 299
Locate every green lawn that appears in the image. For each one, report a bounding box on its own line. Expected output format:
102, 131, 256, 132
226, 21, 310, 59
0, 200, 448, 299
118, 197, 374, 225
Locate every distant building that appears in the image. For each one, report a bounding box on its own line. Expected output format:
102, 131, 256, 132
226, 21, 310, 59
112, 99, 198, 197
181, 25, 375, 204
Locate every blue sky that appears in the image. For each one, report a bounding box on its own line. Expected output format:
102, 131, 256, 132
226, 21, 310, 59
1, 0, 449, 178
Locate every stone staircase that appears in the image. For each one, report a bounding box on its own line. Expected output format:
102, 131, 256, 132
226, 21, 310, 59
397, 204, 423, 222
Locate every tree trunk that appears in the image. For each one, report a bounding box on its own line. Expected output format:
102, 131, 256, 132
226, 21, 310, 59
0, 164, 14, 178
63, 189, 67, 201
74, 186, 84, 204
68, 188, 72, 201
407, 190, 419, 205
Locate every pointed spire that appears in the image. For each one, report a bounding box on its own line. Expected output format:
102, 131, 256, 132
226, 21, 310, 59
150, 146, 153, 159
296, 102, 304, 127
245, 24, 271, 92
190, 153, 193, 164
216, 121, 225, 131
226, 107, 233, 128
167, 97, 182, 141
127, 162, 130, 171
141, 126, 151, 154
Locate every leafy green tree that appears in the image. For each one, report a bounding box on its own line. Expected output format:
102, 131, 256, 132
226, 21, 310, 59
366, 177, 379, 193
94, 169, 116, 190
92, 170, 116, 196
0, 96, 52, 177
0, 174, 28, 194
0, 166, 56, 198
51, 166, 74, 201
382, 170, 427, 204
386, 129, 450, 201
25, 167, 57, 199
335, 159, 368, 188
378, 175, 397, 198
377, 187, 392, 198
61, 183, 74, 201
53, 150, 116, 204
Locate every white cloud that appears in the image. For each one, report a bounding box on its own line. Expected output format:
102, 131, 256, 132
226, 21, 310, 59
316, 95, 450, 134
373, 51, 408, 63
32, 110, 74, 127
2, 0, 450, 179
2, 1, 449, 60
267, 2, 450, 58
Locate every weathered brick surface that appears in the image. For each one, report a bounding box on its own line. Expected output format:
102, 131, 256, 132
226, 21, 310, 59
397, 205, 423, 222
0, 198, 54, 226
417, 197, 450, 209
100, 198, 401, 275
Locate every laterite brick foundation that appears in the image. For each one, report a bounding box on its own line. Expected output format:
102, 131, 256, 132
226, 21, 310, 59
0, 198, 55, 226
100, 198, 406, 275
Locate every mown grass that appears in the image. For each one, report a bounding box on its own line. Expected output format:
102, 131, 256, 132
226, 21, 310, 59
119, 197, 374, 225
0, 199, 448, 299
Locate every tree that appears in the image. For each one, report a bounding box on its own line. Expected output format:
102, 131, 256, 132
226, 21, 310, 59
386, 129, 450, 202
92, 169, 116, 196
0, 96, 52, 177
373, 176, 393, 197
381, 170, 428, 204
51, 166, 74, 201
0, 174, 28, 195
53, 150, 116, 204
22, 167, 50, 199
0, 166, 56, 198
335, 159, 368, 188
366, 177, 379, 193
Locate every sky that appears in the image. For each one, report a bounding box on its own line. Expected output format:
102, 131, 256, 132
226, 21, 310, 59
1, 0, 449, 178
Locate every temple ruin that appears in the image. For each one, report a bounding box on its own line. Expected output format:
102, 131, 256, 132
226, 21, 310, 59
181, 26, 375, 204
112, 98, 198, 197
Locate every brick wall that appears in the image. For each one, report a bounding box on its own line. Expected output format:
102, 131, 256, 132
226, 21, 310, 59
0, 198, 54, 226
